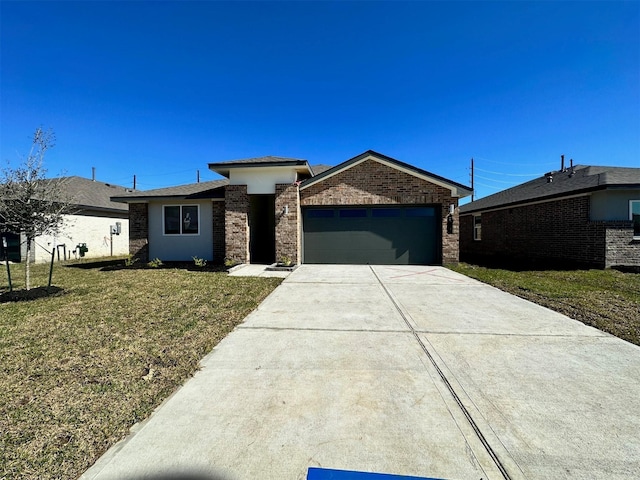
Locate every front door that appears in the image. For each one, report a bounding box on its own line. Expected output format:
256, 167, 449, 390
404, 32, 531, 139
249, 194, 275, 264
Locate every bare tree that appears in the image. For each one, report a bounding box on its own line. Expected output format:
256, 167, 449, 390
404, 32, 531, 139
0, 128, 74, 290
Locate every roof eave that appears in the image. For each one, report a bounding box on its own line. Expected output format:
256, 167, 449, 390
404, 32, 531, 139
73, 204, 129, 213
111, 193, 224, 203
208, 160, 312, 178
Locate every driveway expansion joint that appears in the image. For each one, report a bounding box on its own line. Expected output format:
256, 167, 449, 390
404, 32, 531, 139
412, 331, 610, 338
370, 266, 514, 480
238, 325, 411, 334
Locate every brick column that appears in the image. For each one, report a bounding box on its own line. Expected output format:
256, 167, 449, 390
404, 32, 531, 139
129, 203, 149, 263
441, 199, 459, 265
275, 183, 300, 264
212, 200, 226, 264
224, 185, 249, 264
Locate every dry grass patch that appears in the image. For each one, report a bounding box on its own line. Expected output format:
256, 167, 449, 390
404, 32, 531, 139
0, 259, 281, 479
449, 263, 640, 346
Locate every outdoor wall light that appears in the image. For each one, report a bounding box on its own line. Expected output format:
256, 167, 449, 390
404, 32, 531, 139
283, 205, 289, 215
447, 204, 455, 234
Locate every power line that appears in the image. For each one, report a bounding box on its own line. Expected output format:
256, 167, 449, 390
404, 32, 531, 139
475, 167, 542, 177
475, 174, 522, 185
474, 182, 506, 192
135, 168, 196, 178
475, 156, 558, 167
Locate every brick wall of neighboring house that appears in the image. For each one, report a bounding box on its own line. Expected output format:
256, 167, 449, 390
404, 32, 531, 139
275, 183, 300, 264
301, 158, 460, 264
460, 195, 609, 268
212, 199, 226, 264
129, 202, 149, 263
224, 185, 249, 264
604, 222, 639, 268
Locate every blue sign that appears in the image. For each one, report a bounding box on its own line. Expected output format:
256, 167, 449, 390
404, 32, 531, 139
307, 467, 445, 480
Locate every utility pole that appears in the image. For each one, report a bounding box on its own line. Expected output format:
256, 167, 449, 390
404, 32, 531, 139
197, 170, 200, 183
133, 174, 137, 190
470, 157, 475, 202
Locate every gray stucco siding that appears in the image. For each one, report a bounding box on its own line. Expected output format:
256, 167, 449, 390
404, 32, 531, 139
148, 200, 213, 261
591, 189, 640, 221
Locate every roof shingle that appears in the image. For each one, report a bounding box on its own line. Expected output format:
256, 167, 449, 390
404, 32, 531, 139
111, 179, 228, 202
60, 176, 131, 212
460, 165, 640, 214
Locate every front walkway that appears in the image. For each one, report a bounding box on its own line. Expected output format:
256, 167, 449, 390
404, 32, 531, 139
228, 263, 292, 278
81, 265, 640, 480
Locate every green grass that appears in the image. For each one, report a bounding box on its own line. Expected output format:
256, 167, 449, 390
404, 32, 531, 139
449, 263, 640, 346
0, 259, 281, 480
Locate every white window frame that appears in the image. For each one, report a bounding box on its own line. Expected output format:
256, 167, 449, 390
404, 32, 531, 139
630, 200, 640, 240
473, 214, 482, 241
163, 204, 201, 236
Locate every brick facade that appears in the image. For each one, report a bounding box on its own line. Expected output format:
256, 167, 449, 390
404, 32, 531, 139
604, 222, 639, 268
301, 159, 460, 264
129, 202, 149, 263
125, 156, 467, 267
275, 183, 300, 264
224, 185, 249, 264
459, 195, 639, 268
212, 200, 225, 263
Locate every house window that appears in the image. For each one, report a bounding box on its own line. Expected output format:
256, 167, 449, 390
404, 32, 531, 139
405, 207, 436, 217
631, 200, 640, 239
473, 215, 482, 241
339, 208, 367, 218
307, 209, 334, 218
164, 205, 199, 235
372, 208, 401, 218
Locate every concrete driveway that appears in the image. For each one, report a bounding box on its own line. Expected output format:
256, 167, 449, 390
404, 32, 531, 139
81, 265, 640, 480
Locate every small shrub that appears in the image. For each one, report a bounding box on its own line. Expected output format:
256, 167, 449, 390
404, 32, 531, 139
192, 256, 207, 268
147, 258, 163, 268
224, 258, 240, 268
124, 255, 138, 267
278, 256, 293, 267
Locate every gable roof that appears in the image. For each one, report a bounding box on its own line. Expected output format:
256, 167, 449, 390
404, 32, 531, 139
460, 165, 640, 214
60, 176, 130, 212
208, 155, 311, 178
111, 179, 228, 203
300, 150, 473, 197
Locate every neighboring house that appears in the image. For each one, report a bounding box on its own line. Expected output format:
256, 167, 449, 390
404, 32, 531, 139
459, 164, 640, 269
112, 150, 473, 266
2, 176, 132, 263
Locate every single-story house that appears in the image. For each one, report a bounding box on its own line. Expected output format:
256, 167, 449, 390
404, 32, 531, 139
112, 150, 473, 266
1, 176, 131, 263
459, 163, 640, 269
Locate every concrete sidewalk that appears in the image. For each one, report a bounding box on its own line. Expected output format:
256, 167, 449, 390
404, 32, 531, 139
81, 265, 640, 480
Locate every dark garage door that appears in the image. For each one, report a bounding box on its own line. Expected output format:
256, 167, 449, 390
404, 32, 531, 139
303, 206, 440, 265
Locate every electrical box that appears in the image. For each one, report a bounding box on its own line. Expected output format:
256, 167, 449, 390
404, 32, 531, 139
76, 243, 88, 257
0, 233, 21, 262
110, 222, 121, 235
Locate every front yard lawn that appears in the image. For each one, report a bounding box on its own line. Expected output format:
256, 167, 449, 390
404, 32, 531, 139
449, 263, 640, 347
0, 259, 281, 480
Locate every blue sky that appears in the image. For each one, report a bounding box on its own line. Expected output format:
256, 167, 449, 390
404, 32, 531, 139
1, 1, 638, 201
